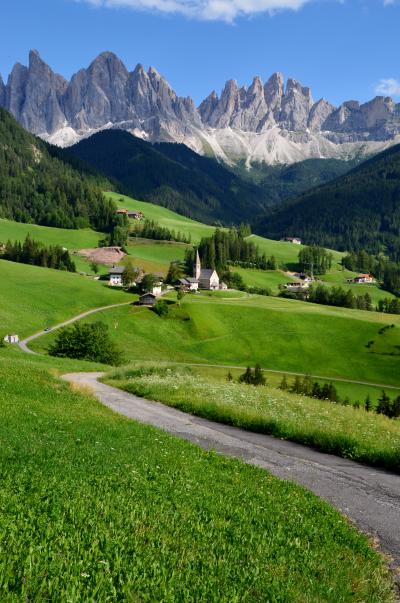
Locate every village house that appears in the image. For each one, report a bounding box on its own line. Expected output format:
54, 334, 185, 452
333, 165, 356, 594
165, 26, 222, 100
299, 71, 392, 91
285, 281, 310, 293
4, 334, 19, 344
138, 292, 157, 306
109, 266, 125, 286
177, 277, 199, 292
116, 208, 144, 220
348, 274, 376, 284
282, 237, 302, 245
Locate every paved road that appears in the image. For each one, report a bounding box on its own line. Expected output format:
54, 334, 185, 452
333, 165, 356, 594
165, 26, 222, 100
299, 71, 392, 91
18, 302, 133, 354
63, 371, 400, 573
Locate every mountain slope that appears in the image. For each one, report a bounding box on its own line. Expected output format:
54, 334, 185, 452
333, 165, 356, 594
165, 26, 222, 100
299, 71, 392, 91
1, 50, 400, 165
65, 129, 270, 224
256, 143, 400, 260
0, 107, 116, 231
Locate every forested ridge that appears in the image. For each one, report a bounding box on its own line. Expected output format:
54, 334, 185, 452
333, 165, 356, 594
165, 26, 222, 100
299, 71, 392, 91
66, 130, 270, 225
0, 108, 117, 231
257, 143, 400, 261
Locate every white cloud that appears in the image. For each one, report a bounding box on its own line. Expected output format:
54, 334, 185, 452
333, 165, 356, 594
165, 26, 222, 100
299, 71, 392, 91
78, 0, 313, 22
375, 78, 400, 97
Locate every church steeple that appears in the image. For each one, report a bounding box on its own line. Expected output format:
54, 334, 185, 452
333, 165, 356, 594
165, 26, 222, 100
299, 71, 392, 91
194, 249, 201, 280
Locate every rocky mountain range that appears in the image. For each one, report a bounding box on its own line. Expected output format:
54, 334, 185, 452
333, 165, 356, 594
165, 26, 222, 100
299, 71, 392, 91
2, 50, 400, 165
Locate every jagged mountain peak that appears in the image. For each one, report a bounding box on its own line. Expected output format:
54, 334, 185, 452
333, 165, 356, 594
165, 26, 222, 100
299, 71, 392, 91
1, 50, 400, 165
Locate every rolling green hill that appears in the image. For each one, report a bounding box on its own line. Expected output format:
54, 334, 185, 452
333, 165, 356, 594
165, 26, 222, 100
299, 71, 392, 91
66, 130, 270, 225
33, 293, 400, 389
257, 143, 400, 260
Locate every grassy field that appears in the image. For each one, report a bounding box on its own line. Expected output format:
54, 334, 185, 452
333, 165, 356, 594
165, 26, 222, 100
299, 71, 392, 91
126, 238, 188, 273
106, 192, 215, 243
0, 218, 101, 250
0, 352, 395, 602
0, 260, 129, 337
32, 293, 400, 390
106, 364, 400, 471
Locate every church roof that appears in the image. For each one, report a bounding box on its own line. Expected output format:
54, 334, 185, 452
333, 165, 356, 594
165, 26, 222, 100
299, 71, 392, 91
199, 269, 216, 279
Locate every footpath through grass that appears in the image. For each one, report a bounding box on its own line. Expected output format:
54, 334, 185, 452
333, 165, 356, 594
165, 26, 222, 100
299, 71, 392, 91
0, 352, 396, 602
106, 365, 400, 472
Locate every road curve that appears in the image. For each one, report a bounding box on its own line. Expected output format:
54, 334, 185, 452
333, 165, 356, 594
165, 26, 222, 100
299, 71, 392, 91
18, 302, 133, 354
63, 371, 400, 573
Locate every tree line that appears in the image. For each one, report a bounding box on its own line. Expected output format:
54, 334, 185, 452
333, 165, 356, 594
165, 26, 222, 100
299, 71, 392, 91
184, 226, 277, 274
131, 219, 192, 244
1, 235, 76, 272
279, 374, 400, 419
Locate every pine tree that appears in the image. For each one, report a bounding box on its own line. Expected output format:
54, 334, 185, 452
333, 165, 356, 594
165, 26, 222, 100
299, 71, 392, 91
364, 394, 372, 412
279, 375, 289, 390
226, 371, 233, 382
291, 376, 303, 394
253, 364, 266, 386
376, 391, 392, 417
239, 367, 254, 385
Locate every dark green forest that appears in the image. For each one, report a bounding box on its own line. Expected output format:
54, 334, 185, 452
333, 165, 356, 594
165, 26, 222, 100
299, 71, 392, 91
0, 108, 118, 232
66, 130, 272, 225
257, 143, 400, 261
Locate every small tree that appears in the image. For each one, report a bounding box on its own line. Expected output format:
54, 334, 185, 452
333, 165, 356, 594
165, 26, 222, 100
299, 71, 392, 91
392, 396, 400, 418
153, 300, 169, 317
0, 336, 5, 349
312, 381, 322, 398
376, 391, 392, 417
122, 263, 138, 289
279, 375, 289, 390
166, 261, 182, 285
226, 371, 233, 382
291, 376, 303, 394
90, 262, 99, 275
49, 321, 123, 365
239, 367, 254, 385
140, 273, 157, 293
364, 394, 372, 412
177, 288, 186, 307
253, 364, 266, 386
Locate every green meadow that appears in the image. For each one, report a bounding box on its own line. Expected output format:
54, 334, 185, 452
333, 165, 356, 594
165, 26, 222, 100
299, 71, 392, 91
0, 218, 101, 250
0, 260, 128, 337
33, 293, 400, 389
106, 191, 215, 243
0, 352, 394, 602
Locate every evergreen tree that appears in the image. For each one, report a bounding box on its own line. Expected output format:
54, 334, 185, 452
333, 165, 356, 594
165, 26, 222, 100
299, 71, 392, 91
253, 364, 266, 386
376, 391, 392, 417
279, 375, 289, 390
239, 367, 254, 385
364, 395, 372, 412
226, 371, 233, 382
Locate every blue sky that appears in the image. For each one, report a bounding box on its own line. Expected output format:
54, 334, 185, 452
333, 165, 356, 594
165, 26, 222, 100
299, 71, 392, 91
1, 0, 400, 106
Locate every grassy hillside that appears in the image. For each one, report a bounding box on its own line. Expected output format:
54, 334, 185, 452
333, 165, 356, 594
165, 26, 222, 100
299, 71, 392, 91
0, 352, 394, 601
0, 219, 101, 250
107, 192, 215, 243
0, 260, 129, 337
33, 293, 400, 388
257, 142, 400, 259
106, 364, 400, 471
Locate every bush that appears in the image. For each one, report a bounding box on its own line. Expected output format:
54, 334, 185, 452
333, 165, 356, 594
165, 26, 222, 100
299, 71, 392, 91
49, 321, 123, 365
153, 300, 169, 317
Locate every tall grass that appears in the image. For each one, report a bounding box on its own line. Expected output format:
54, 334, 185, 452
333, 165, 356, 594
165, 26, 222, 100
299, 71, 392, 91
106, 365, 400, 472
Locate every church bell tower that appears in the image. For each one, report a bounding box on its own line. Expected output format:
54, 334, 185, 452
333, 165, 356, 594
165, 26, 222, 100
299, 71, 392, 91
194, 249, 201, 280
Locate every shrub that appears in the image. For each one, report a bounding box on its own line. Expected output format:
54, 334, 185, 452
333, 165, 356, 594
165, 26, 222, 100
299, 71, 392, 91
153, 300, 169, 317
49, 321, 123, 365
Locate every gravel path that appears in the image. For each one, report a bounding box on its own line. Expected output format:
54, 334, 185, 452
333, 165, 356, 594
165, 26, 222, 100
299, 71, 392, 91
63, 371, 400, 574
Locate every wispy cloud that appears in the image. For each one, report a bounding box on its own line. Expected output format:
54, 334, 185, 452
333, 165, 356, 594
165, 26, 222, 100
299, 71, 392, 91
77, 0, 314, 22
375, 78, 400, 97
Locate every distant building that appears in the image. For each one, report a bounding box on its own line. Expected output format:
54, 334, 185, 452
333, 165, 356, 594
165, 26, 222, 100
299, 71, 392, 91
116, 209, 144, 220
220, 282, 228, 290
284, 237, 302, 245
4, 334, 19, 344
139, 293, 157, 306
285, 282, 309, 292
348, 274, 376, 284
178, 277, 199, 292
109, 266, 125, 287
194, 251, 220, 290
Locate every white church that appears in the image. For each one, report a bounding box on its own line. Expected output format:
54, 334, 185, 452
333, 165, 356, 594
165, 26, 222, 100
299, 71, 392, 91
194, 250, 220, 290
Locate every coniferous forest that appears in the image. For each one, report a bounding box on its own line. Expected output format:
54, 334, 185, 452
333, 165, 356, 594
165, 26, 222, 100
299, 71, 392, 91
0, 108, 118, 232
